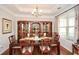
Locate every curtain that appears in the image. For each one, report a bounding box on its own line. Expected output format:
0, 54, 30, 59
54, 16, 58, 32
75, 5, 79, 42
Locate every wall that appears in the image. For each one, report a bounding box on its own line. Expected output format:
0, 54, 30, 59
0, 8, 15, 54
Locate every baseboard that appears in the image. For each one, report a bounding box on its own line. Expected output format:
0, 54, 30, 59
61, 46, 72, 55
1, 48, 9, 55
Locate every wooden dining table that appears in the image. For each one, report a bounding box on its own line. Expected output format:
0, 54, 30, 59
19, 36, 60, 55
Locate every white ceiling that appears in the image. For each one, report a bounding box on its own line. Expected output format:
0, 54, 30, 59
0, 4, 76, 17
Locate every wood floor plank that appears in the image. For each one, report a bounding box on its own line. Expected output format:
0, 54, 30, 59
1, 46, 72, 55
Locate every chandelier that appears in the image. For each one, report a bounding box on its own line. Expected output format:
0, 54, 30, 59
32, 6, 42, 17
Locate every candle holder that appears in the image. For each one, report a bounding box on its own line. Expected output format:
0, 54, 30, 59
27, 33, 30, 37
44, 33, 46, 37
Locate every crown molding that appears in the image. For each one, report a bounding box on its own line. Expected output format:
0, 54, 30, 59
55, 4, 77, 17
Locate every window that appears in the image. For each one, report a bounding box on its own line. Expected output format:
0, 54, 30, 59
58, 28, 66, 39
58, 9, 75, 41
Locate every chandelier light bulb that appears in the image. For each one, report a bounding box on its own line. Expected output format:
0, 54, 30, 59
32, 6, 42, 17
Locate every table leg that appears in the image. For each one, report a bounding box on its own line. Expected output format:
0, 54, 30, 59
57, 42, 60, 55
9, 44, 12, 55
72, 44, 74, 54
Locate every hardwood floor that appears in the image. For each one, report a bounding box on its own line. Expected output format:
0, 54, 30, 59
2, 46, 72, 55
60, 46, 72, 55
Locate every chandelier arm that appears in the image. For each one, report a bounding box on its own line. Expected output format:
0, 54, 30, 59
32, 6, 42, 17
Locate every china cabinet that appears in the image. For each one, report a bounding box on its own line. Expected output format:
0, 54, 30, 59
17, 21, 52, 41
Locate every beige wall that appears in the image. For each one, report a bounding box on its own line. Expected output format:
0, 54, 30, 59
0, 8, 15, 54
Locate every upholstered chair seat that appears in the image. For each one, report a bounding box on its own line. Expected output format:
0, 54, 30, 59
12, 46, 21, 49
40, 46, 50, 52
22, 46, 34, 55
20, 40, 35, 55
39, 39, 51, 54
50, 44, 57, 46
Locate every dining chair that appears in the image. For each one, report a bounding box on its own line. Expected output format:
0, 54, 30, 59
50, 32, 60, 55
53, 32, 60, 43
50, 39, 58, 55
39, 39, 51, 55
20, 40, 35, 55
9, 35, 21, 55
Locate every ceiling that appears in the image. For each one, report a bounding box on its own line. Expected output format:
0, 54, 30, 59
0, 4, 76, 17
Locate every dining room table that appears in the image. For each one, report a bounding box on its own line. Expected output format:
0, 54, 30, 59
19, 36, 60, 55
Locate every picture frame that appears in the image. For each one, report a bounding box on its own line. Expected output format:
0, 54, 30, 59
2, 18, 12, 34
